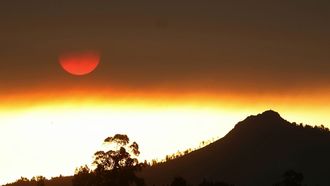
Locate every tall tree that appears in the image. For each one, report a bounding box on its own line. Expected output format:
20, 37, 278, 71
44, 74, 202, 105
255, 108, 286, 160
93, 134, 140, 171
73, 134, 144, 186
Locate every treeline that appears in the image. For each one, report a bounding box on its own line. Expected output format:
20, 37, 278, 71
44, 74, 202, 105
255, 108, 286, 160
167, 169, 303, 186
169, 177, 234, 186
3, 169, 306, 186
150, 138, 218, 166
4, 175, 72, 186
291, 122, 330, 134
4, 176, 45, 186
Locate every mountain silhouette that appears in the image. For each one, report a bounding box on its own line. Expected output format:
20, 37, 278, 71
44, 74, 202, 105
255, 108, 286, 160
139, 110, 330, 186
4, 110, 330, 186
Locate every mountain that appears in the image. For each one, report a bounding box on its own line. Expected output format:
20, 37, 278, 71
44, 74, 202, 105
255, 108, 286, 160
4, 110, 330, 186
139, 110, 330, 186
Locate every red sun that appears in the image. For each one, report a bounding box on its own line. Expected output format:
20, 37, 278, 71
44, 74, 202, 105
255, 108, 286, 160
59, 51, 100, 76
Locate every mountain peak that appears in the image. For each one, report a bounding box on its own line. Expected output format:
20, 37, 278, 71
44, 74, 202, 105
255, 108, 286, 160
141, 110, 330, 186
259, 110, 282, 119
231, 110, 288, 134
247, 110, 284, 123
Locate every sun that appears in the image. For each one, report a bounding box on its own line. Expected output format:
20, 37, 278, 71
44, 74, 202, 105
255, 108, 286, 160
59, 51, 101, 76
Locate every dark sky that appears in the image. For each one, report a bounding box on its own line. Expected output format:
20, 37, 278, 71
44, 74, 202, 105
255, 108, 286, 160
1, 0, 330, 94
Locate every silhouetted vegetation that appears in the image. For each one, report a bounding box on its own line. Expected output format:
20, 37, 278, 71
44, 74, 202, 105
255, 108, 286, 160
141, 111, 330, 186
4, 111, 330, 186
31, 176, 46, 186
198, 179, 234, 186
273, 170, 304, 186
168, 177, 235, 186
170, 177, 189, 186
4, 176, 45, 186
150, 138, 218, 166
73, 134, 145, 186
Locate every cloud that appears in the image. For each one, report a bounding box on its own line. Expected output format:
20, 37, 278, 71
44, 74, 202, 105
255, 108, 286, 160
0, 0, 329, 94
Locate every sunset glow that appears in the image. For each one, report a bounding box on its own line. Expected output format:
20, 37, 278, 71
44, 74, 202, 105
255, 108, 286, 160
1, 89, 330, 184
1, 1, 330, 185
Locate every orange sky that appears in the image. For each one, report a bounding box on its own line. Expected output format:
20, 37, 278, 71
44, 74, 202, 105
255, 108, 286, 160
1, 0, 330, 185
1, 87, 330, 185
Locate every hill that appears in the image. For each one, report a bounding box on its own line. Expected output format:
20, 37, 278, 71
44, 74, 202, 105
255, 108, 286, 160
139, 110, 330, 186
4, 110, 330, 186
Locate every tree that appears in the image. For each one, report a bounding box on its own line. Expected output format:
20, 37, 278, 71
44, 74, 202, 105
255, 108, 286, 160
14, 177, 30, 184
199, 179, 234, 186
73, 165, 95, 186
31, 176, 46, 186
73, 134, 145, 186
17, 177, 29, 182
273, 170, 304, 186
93, 134, 140, 172
171, 177, 189, 186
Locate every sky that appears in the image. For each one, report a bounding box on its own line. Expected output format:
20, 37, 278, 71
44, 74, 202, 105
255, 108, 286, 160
1, 0, 330, 184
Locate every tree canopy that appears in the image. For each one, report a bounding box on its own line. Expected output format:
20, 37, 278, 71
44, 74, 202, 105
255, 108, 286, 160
73, 134, 144, 186
93, 134, 140, 172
